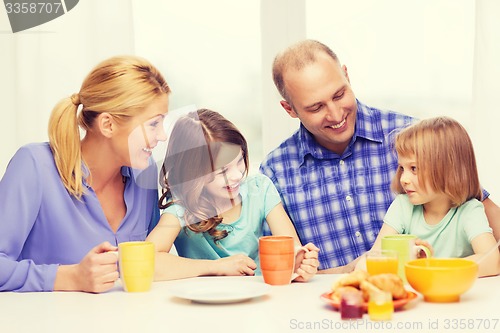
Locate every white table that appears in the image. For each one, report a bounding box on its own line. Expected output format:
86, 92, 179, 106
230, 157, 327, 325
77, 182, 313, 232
1, 274, 499, 333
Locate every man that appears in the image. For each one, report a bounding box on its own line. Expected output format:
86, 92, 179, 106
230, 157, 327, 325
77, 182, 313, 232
260, 39, 500, 273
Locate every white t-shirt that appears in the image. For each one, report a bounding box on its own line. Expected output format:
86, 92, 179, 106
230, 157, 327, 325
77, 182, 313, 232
384, 194, 492, 258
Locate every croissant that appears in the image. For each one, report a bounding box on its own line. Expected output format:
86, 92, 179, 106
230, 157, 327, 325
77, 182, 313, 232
359, 280, 382, 301
331, 269, 369, 290
366, 273, 408, 299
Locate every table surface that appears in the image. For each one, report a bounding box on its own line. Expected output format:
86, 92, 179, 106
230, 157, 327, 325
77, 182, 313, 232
2, 274, 500, 333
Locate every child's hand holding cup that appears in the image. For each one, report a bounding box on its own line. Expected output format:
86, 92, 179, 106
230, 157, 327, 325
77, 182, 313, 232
381, 235, 431, 283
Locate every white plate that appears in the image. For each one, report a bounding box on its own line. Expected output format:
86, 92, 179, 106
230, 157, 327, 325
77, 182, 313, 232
169, 278, 271, 304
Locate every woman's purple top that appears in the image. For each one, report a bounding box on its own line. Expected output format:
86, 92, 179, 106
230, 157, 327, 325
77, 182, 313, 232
0, 143, 160, 291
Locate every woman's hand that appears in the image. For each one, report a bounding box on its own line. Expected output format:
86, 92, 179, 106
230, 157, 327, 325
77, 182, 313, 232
56, 242, 119, 293
292, 242, 320, 282
214, 254, 257, 276
74, 242, 119, 292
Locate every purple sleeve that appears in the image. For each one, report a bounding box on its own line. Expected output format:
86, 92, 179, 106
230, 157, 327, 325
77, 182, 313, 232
0, 147, 58, 291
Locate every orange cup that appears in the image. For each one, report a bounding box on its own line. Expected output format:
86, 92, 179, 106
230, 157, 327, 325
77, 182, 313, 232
259, 236, 296, 285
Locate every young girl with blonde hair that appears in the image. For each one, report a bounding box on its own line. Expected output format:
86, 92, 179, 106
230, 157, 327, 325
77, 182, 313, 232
364, 116, 499, 277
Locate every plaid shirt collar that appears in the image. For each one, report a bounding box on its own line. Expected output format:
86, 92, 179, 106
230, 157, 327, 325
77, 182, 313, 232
296, 100, 385, 165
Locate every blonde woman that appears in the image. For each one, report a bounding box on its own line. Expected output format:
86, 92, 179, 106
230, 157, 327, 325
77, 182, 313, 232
0, 56, 170, 292
365, 117, 499, 277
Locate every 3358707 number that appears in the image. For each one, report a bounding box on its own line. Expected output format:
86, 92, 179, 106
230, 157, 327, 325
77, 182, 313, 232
443, 318, 499, 330
5, 2, 63, 14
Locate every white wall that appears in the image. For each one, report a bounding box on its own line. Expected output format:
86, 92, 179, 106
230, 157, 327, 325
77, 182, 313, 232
471, 0, 500, 201
1, 0, 498, 199
0, 0, 136, 177
262, 0, 499, 200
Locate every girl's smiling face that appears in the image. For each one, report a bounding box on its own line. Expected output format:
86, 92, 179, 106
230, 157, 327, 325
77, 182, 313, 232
204, 146, 246, 206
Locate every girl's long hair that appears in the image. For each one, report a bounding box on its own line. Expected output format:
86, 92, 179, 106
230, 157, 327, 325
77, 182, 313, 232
159, 109, 249, 242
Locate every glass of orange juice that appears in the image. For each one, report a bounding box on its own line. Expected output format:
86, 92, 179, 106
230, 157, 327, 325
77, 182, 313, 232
368, 290, 394, 321
366, 249, 398, 275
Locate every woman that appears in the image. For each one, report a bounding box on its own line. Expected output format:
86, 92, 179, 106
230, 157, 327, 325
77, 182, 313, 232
0, 56, 171, 292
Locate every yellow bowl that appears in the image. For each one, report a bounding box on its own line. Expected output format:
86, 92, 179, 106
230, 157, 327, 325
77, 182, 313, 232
405, 258, 478, 303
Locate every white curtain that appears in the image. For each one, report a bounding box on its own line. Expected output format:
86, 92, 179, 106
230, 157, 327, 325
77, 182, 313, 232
0, 0, 499, 200
0, 0, 135, 174
472, 0, 500, 199
262, 0, 499, 200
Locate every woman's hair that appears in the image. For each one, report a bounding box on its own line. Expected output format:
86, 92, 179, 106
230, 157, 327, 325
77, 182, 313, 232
159, 109, 249, 242
391, 116, 482, 206
48, 55, 170, 198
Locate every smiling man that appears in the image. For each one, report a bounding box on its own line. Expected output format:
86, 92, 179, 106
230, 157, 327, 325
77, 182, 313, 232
260, 39, 500, 273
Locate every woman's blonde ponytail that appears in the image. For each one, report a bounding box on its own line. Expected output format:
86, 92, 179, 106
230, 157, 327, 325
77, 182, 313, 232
48, 96, 84, 198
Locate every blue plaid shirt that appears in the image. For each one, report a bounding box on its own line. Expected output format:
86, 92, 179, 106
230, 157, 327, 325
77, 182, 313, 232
260, 100, 416, 270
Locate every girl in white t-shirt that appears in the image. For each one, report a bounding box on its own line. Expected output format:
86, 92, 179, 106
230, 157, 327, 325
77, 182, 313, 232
362, 116, 499, 277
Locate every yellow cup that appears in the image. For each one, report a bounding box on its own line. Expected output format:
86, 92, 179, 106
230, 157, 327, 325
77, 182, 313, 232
118, 241, 155, 292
